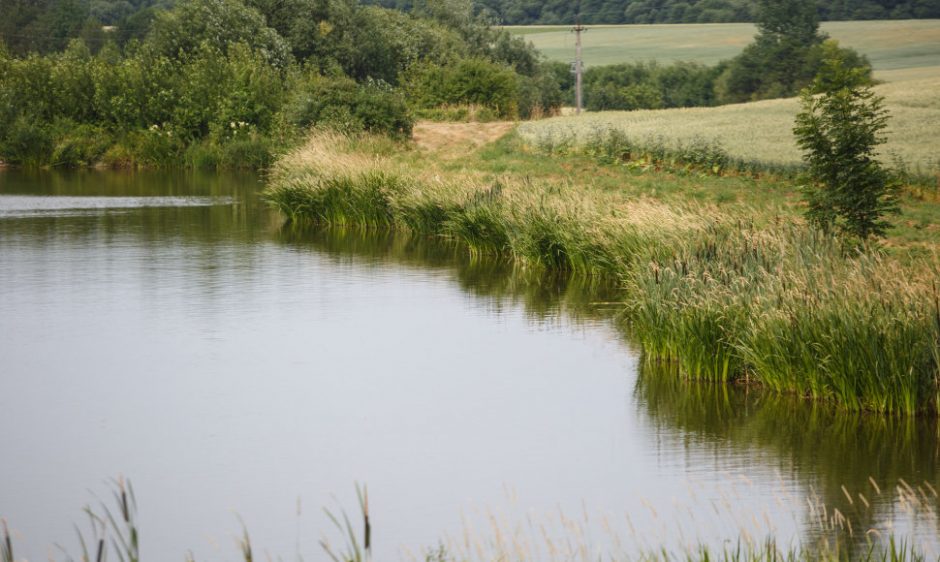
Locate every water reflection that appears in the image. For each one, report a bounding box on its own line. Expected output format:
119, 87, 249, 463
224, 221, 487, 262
277, 225, 940, 553
636, 361, 940, 552
275, 225, 625, 327
1, 168, 938, 559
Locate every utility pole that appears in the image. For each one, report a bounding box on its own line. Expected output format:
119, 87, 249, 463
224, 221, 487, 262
572, 19, 586, 115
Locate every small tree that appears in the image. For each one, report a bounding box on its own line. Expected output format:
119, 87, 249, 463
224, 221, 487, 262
793, 43, 899, 241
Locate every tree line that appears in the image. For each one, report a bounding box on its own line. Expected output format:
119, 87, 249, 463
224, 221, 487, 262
366, 0, 940, 24
4, 0, 939, 56
541, 0, 872, 111
0, 0, 564, 168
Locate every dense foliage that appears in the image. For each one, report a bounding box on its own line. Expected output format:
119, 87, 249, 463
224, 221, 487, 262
364, 0, 940, 23
581, 61, 724, 111
715, 0, 872, 103
0, 0, 563, 167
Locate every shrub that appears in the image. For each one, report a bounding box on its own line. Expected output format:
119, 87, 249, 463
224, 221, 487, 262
126, 126, 187, 166
220, 135, 278, 168
405, 58, 520, 119
50, 122, 113, 166
284, 75, 413, 137
517, 71, 563, 119
0, 117, 54, 165
583, 61, 719, 111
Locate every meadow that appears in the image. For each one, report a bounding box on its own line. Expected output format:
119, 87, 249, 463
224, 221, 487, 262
265, 125, 940, 415
508, 19, 940, 82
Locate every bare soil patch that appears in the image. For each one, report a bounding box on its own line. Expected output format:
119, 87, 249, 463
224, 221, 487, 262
412, 121, 515, 158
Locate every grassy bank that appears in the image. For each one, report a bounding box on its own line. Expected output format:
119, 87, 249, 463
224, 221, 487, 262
264, 126, 940, 415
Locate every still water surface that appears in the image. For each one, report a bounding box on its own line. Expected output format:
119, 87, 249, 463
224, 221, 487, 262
0, 170, 937, 561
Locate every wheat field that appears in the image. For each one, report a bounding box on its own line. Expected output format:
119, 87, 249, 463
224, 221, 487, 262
518, 77, 940, 174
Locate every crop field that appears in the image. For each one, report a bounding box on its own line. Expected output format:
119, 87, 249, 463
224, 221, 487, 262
517, 76, 940, 175
509, 20, 940, 82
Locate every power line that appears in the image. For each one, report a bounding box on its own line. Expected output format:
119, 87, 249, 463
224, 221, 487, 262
571, 0, 586, 115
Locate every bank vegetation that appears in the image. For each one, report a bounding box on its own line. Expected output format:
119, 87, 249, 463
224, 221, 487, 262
265, 128, 940, 416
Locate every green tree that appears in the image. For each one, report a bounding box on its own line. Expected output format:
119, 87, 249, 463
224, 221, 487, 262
145, 0, 291, 67
717, 0, 823, 102
793, 45, 899, 241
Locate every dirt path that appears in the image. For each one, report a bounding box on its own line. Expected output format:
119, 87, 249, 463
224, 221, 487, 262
412, 121, 516, 159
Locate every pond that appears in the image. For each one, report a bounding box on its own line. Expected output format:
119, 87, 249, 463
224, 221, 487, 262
0, 170, 937, 561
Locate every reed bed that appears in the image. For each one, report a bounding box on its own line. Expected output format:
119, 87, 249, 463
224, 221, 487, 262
264, 132, 940, 415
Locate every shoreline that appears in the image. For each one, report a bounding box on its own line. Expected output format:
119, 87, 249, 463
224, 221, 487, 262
263, 128, 940, 416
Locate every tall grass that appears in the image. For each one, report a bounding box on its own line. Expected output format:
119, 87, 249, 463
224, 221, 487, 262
265, 132, 940, 415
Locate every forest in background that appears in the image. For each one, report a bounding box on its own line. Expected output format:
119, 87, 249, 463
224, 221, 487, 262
365, 0, 940, 24
3, 0, 940, 56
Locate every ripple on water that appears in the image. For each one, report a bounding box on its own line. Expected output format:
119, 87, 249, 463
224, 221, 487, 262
0, 195, 234, 218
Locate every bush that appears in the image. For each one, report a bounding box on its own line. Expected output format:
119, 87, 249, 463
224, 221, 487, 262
126, 126, 187, 166
1, 117, 55, 165
405, 58, 520, 119
183, 141, 223, 169
284, 75, 413, 137
517, 71, 563, 119
583, 61, 720, 111
50, 122, 113, 166
220, 135, 278, 168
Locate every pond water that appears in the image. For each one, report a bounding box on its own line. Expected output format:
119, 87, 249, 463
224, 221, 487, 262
0, 170, 937, 561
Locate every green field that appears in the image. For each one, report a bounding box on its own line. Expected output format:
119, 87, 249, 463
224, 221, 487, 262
518, 76, 940, 174
509, 20, 940, 82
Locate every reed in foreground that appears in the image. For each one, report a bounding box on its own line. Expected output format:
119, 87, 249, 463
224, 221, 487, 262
2, 478, 937, 562
264, 131, 940, 415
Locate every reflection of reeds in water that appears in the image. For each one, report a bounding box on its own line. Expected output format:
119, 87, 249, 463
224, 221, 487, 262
1, 479, 936, 562
415, 481, 937, 562
274, 225, 626, 328
2, 519, 13, 562
265, 133, 940, 415
321, 484, 372, 562
71, 476, 139, 562
636, 362, 940, 554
